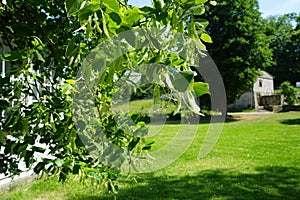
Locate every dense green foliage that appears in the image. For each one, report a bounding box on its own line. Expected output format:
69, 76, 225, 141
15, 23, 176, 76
280, 81, 298, 105
266, 14, 300, 87
1, 112, 300, 199
204, 0, 273, 103
0, 0, 211, 191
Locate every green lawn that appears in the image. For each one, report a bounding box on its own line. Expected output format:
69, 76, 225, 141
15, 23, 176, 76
1, 112, 300, 199
114, 99, 176, 115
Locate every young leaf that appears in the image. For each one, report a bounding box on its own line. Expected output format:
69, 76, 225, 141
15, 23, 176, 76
55, 158, 64, 167
34, 51, 45, 63
196, 0, 209, 4
66, 79, 76, 85
210, 1, 217, 6
200, 33, 213, 43
193, 82, 210, 97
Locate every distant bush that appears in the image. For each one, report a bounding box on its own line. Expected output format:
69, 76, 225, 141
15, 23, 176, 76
280, 81, 298, 105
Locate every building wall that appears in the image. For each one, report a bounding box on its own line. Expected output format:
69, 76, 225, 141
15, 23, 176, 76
229, 71, 275, 109
228, 91, 254, 109
253, 78, 274, 95
253, 71, 274, 95
260, 94, 283, 106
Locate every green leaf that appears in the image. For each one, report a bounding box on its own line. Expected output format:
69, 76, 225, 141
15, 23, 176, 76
191, 5, 205, 15
34, 162, 45, 173
103, 0, 120, 12
0, 130, 6, 145
65, 0, 83, 15
194, 37, 207, 50
109, 12, 122, 25
31, 36, 44, 50
55, 158, 64, 167
200, 33, 213, 43
24, 151, 34, 167
34, 51, 45, 63
78, 3, 100, 22
139, 6, 155, 13
196, 0, 208, 4
17, 143, 28, 154
75, 135, 86, 147
124, 7, 143, 25
134, 126, 148, 137
195, 18, 209, 29
188, 22, 197, 38
137, 121, 146, 127
150, 36, 160, 49
61, 83, 73, 95
2, 50, 27, 61
66, 79, 76, 85
50, 114, 57, 133
193, 82, 210, 97
172, 71, 195, 92
73, 164, 81, 174
171, 9, 178, 27
210, 1, 217, 6
179, 71, 195, 83
123, 31, 136, 47
142, 145, 152, 150
66, 37, 79, 58
128, 137, 140, 151
32, 146, 46, 153
22, 118, 29, 135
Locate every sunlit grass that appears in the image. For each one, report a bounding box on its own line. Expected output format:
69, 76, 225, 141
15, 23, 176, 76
1, 112, 300, 199
114, 99, 176, 115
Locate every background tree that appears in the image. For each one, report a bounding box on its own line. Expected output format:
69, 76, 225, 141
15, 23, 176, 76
204, 0, 273, 103
266, 13, 300, 87
0, 0, 211, 192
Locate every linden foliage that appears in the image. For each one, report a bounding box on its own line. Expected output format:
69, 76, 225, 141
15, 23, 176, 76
0, 0, 211, 192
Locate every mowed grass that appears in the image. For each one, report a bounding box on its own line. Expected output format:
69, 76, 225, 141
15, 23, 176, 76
114, 99, 176, 115
1, 112, 300, 199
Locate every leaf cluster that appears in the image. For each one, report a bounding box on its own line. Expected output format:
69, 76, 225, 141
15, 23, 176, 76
0, 0, 212, 192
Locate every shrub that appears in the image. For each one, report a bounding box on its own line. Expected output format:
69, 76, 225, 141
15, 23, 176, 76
280, 81, 298, 105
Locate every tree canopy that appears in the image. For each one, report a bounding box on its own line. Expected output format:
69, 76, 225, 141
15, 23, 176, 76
204, 0, 273, 103
265, 13, 300, 87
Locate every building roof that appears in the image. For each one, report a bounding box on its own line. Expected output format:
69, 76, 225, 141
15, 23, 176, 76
259, 70, 274, 80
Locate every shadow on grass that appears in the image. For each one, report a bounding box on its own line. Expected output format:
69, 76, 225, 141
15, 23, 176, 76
72, 166, 300, 200
281, 118, 300, 125
148, 116, 239, 125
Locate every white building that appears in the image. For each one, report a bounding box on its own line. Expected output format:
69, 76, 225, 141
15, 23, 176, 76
253, 71, 274, 96
228, 71, 279, 110
0, 42, 55, 189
